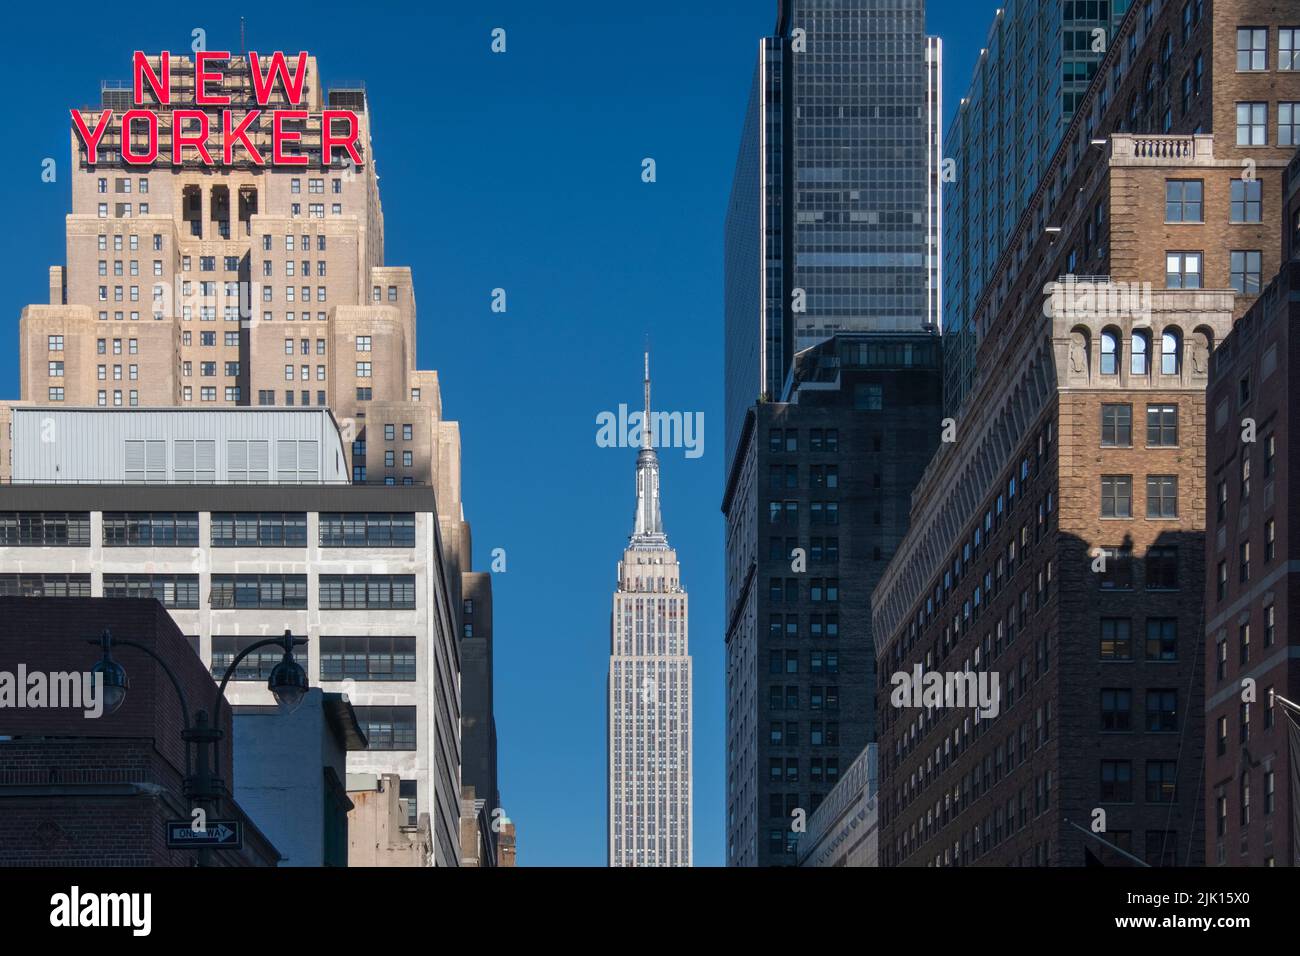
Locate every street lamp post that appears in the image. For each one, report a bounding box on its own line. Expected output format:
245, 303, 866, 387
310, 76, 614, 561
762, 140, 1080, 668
89, 627, 309, 867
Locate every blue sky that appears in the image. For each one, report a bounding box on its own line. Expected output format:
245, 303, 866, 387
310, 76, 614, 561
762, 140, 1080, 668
0, 0, 1001, 865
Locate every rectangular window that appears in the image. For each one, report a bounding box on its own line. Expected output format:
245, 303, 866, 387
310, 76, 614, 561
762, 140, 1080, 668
1145, 761, 1177, 804
1146, 618, 1178, 661
212, 634, 305, 681
1099, 547, 1133, 590
1230, 250, 1263, 295
1147, 546, 1179, 590
209, 574, 309, 609
1100, 618, 1132, 660
1100, 690, 1133, 732
354, 706, 417, 750
319, 575, 417, 610
1237, 27, 1268, 70
0, 573, 92, 597
320, 636, 417, 682
1146, 475, 1178, 518
319, 513, 417, 547
102, 574, 199, 608
102, 512, 199, 547
1164, 180, 1203, 222
1165, 251, 1202, 288
1230, 179, 1263, 223
0, 512, 92, 546
1146, 405, 1178, 446
1101, 404, 1132, 446
1281, 103, 1300, 146
1237, 102, 1268, 145
1100, 761, 1133, 802
1146, 690, 1178, 732
211, 512, 308, 548
1101, 476, 1132, 517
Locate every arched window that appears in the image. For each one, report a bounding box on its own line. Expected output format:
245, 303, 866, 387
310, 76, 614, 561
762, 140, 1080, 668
1131, 331, 1150, 375
1161, 330, 1181, 375
1101, 331, 1119, 375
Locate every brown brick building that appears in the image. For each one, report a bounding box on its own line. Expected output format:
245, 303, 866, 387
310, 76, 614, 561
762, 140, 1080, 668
1202, 143, 1300, 867
0, 596, 280, 866
873, 0, 1299, 866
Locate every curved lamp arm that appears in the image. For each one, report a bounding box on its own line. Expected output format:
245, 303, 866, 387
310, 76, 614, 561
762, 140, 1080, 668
209, 630, 308, 778
212, 631, 308, 721
88, 634, 193, 778
89, 636, 192, 732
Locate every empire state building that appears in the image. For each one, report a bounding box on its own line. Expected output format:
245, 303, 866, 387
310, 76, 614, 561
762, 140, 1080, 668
607, 354, 692, 866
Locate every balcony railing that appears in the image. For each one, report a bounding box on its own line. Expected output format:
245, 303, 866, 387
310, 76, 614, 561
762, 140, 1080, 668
1109, 133, 1214, 165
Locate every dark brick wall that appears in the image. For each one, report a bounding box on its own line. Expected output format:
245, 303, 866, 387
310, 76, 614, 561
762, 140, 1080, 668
750, 357, 942, 865
1203, 260, 1300, 866
0, 597, 278, 865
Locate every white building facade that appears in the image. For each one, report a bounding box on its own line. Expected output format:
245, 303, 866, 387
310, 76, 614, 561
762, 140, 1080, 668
0, 410, 463, 866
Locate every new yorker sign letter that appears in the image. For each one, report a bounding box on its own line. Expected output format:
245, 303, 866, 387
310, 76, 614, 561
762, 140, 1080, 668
71, 51, 364, 169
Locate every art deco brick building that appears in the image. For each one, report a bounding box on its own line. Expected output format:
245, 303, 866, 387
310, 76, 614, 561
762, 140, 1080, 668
7, 53, 450, 492
874, 0, 1299, 866
1201, 145, 1300, 867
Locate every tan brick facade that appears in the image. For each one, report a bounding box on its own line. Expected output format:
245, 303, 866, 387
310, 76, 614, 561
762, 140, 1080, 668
5, 55, 452, 495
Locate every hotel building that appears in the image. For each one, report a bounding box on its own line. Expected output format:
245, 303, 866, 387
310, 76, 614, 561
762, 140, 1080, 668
10, 53, 448, 491
0, 50, 505, 866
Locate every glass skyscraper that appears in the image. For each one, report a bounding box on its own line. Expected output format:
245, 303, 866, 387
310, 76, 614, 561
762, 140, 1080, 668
724, 0, 941, 466
942, 0, 1130, 413
722, 0, 942, 867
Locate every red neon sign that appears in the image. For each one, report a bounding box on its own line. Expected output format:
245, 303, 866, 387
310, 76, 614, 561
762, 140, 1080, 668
72, 51, 363, 170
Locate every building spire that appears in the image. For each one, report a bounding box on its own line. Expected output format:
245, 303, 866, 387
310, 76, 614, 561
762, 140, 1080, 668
631, 348, 665, 543
643, 349, 652, 451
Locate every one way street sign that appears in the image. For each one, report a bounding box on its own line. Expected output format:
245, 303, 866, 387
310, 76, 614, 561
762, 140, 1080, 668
165, 820, 243, 849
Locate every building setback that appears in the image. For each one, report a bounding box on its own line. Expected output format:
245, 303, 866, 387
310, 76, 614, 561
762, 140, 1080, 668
874, 0, 1298, 867
0, 478, 464, 865
608, 357, 692, 867
723, 0, 942, 466
723, 332, 941, 866
1202, 142, 1300, 865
